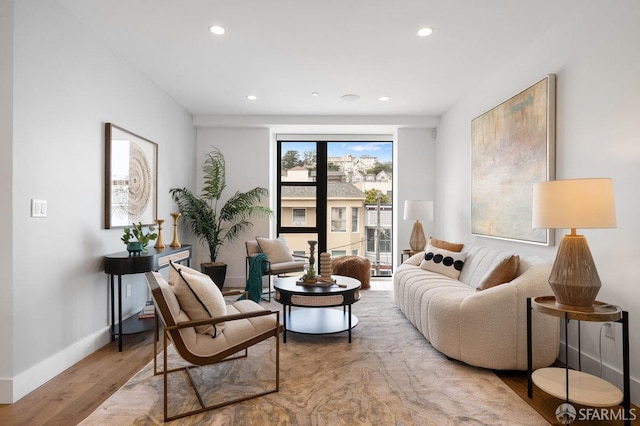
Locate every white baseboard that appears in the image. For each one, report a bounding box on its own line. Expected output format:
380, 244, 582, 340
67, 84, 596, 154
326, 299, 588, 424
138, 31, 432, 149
0, 327, 111, 404
560, 340, 639, 406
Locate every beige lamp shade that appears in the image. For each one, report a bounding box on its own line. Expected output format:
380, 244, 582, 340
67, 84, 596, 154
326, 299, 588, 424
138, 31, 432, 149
403, 200, 433, 221
532, 178, 616, 311
532, 178, 616, 230
404, 200, 433, 252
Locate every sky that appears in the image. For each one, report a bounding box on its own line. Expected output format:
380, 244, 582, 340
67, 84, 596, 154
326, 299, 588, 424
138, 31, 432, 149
281, 141, 392, 163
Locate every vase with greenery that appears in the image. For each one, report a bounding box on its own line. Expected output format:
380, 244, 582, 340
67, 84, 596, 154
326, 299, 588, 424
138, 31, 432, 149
170, 147, 272, 288
121, 222, 157, 254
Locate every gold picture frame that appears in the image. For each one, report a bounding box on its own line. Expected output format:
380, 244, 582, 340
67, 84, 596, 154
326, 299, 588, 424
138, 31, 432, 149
104, 123, 158, 229
471, 75, 556, 245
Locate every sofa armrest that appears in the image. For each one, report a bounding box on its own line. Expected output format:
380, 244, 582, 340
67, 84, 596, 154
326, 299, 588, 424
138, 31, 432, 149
454, 263, 559, 370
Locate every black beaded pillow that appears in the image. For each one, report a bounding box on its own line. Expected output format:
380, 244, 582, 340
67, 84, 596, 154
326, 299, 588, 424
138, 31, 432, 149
419, 247, 467, 279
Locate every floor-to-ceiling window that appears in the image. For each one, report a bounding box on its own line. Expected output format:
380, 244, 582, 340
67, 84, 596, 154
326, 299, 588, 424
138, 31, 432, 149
276, 136, 393, 277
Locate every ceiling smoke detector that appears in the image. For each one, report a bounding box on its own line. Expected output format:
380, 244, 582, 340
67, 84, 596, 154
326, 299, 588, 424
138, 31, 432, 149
340, 94, 360, 102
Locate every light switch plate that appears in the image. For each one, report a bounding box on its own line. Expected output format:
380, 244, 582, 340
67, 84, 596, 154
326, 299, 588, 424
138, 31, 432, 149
31, 199, 47, 218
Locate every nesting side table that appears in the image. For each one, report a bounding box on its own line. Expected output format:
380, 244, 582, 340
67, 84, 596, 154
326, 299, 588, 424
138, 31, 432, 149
527, 296, 631, 425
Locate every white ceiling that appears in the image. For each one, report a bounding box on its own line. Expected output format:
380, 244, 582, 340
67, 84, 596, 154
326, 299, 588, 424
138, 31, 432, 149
56, 0, 582, 117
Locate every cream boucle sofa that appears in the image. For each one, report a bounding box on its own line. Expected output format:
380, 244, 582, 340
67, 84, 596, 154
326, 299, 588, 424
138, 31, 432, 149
394, 244, 559, 370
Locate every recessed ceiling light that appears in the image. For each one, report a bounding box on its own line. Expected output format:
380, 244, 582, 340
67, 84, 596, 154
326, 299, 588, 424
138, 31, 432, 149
340, 94, 360, 102
417, 27, 434, 37
378, 96, 391, 101
209, 25, 226, 35
311, 92, 319, 97
247, 95, 257, 100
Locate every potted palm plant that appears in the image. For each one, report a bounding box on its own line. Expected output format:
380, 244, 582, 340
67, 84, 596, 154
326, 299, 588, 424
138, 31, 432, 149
170, 147, 271, 289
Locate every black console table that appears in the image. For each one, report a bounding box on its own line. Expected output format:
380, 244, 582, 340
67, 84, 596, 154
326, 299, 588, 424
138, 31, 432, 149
104, 244, 192, 351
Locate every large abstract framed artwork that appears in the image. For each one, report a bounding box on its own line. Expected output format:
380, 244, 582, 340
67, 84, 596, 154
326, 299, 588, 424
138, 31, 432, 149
471, 75, 556, 245
104, 123, 158, 229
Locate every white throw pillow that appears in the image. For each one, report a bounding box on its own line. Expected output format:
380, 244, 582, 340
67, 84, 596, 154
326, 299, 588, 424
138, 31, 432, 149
419, 247, 467, 279
168, 263, 227, 337
256, 237, 294, 263
404, 251, 425, 266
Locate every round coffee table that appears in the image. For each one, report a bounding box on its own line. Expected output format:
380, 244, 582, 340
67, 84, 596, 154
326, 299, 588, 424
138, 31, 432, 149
274, 275, 361, 343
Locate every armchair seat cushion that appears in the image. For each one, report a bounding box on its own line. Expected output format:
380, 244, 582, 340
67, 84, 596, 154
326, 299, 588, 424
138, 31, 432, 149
269, 260, 305, 275
185, 300, 278, 358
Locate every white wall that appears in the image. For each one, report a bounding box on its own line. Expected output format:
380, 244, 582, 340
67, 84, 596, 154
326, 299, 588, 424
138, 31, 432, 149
2, 0, 196, 402
396, 128, 436, 254
0, 0, 15, 400
195, 127, 272, 287
436, 0, 640, 404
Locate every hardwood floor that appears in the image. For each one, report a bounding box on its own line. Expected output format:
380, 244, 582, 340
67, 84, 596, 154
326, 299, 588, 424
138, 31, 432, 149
496, 368, 639, 425
0, 332, 156, 426
1, 331, 637, 425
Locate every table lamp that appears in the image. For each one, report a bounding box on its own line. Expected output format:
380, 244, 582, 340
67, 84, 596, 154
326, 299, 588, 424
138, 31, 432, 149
403, 200, 433, 252
532, 178, 616, 311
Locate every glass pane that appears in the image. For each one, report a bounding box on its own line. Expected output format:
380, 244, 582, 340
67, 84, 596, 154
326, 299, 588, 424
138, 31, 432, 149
281, 185, 316, 227
366, 204, 393, 276
351, 207, 359, 232
281, 142, 316, 183
292, 208, 306, 226
279, 232, 319, 270
331, 207, 347, 232
326, 141, 393, 276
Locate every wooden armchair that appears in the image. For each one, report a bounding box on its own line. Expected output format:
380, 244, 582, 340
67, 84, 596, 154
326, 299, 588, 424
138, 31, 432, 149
145, 271, 281, 422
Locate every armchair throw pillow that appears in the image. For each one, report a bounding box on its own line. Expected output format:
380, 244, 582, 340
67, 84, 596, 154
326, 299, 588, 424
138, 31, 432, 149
256, 237, 294, 263
168, 262, 227, 337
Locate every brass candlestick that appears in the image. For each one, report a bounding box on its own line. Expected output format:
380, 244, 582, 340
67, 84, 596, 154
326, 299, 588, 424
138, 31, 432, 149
170, 212, 181, 247
154, 219, 165, 249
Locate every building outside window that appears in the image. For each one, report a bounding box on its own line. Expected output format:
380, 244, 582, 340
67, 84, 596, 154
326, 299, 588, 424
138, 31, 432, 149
277, 139, 393, 277
351, 207, 359, 233
365, 204, 393, 275
331, 207, 347, 232
292, 208, 306, 226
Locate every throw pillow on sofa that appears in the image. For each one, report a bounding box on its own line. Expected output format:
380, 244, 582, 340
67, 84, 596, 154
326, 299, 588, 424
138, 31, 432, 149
476, 255, 520, 290
420, 247, 467, 279
428, 237, 464, 252
168, 262, 227, 337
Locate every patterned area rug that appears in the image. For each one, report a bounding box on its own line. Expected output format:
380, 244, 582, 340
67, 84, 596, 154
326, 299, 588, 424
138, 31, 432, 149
81, 288, 548, 425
